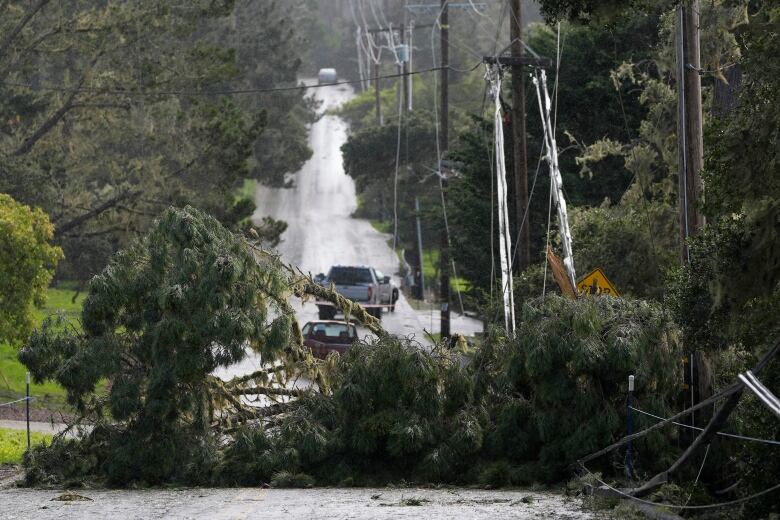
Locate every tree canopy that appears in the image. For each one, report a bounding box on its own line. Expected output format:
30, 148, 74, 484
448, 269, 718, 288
0, 1, 313, 283
0, 193, 62, 345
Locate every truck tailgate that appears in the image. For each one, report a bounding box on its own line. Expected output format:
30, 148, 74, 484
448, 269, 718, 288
335, 283, 371, 302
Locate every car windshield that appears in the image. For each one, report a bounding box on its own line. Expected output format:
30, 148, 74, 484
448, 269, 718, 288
309, 323, 356, 338
329, 267, 373, 284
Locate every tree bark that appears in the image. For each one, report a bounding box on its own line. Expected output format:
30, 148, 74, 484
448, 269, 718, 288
676, 2, 704, 262
53, 190, 141, 238
12, 91, 79, 156
510, 0, 530, 272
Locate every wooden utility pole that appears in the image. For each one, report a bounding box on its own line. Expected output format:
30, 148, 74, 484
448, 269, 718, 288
676, 0, 712, 439
374, 60, 382, 125
510, 0, 530, 272
439, 0, 451, 340
676, 1, 704, 263
400, 23, 409, 110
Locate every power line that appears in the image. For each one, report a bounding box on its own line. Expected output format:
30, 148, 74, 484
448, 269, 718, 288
630, 405, 780, 446
579, 464, 780, 511
0, 64, 480, 97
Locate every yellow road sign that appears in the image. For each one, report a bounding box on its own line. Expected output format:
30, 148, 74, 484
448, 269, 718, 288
577, 268, 619, 297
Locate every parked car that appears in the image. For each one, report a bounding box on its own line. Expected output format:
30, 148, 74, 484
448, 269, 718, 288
302, 320, 357, 359
317, 68, 338, 84
314, 265, 396, 320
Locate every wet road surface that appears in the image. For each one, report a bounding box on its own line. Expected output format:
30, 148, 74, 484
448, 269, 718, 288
253, 82, 434, 342
0, 486, 596, 519
218, 82, 481, 380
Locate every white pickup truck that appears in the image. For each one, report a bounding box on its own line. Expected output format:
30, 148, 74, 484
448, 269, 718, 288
315, 265, 398, 320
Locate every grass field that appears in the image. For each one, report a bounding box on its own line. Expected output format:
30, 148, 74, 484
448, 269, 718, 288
421, 249, 471, 294
369, 219, 392, 234
235, 178, 257, 202
0, 284, 85, 405
0, 428, 51, 464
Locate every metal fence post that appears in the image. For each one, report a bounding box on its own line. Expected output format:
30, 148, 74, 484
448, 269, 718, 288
627, 374, 635, 480
26, 371, 31, 450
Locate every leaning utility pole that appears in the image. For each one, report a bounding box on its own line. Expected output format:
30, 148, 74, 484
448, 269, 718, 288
439, 0, 451, 340
510, 0, 530, 272
676, 1, 704, 263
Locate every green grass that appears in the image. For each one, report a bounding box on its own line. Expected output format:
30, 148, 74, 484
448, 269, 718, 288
421, 249, 471, 295
0, 427, 52, 464
369, 219, 392, 234
235, 178, 257, 202
0, 284, 85, 405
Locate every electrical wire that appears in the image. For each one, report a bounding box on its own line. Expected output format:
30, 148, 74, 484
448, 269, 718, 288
482, 0, 507, 296
684, 443, 710, 508
392, 75, 403, 253
629, 405, 780, 446
467, 0, 487, 17
541, 174, 553, 298
1, 64, 480, 97
579, 464, 780, 511
0, 396, 35, 407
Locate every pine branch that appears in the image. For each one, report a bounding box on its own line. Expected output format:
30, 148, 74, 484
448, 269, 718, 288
229, 386, 309, 398
223, 364, 289, 387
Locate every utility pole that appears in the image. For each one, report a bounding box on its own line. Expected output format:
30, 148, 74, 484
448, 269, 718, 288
676, 0, 711, 440
415, 197, 425, 300
407, 22, 414, 110
676, 1, 704, 263
374, 59, 383, 125
510, 0, 530, 272
439, 0, 451, 340
400, 23, 409, 110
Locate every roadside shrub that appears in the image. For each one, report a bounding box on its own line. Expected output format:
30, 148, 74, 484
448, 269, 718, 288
24, 436, 98, 487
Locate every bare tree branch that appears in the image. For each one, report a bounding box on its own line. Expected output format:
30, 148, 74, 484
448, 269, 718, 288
0, 0, 51, 60
71, 102, 131, 110
12, 89, 79, 156
54, 189, 142, 238
11, 49, 106, 156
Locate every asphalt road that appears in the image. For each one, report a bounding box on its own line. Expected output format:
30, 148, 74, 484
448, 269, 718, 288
219, 82, 440, 381
253, 82, 432, 341
251, 82, 480, 347
0, 487, 597, 519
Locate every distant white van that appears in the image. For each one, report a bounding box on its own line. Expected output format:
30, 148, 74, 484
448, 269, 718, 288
317, 68, 338, 85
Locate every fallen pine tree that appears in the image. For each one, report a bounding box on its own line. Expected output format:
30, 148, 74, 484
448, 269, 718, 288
20, 205, 683, 490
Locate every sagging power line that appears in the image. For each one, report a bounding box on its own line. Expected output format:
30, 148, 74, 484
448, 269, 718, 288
0, 63, 480, 98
